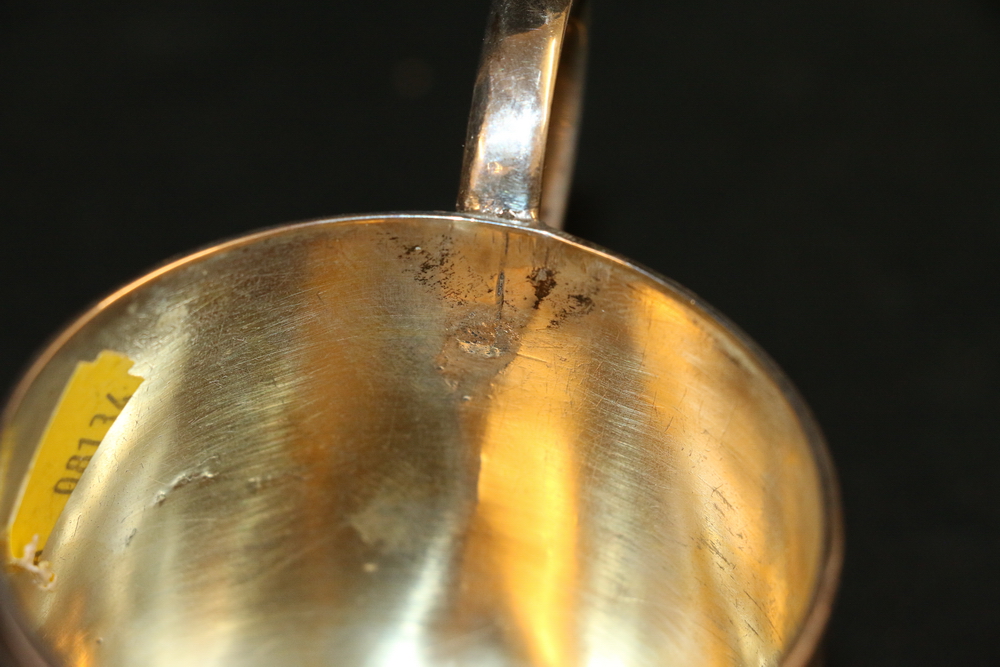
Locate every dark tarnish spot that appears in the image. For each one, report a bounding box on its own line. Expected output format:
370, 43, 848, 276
420, 249, 449, 276
410, 242, 456, 288
527, 267, 557, 309
398, 236, 489, 307
548, 293, 597, 328
568, 294, 594, 314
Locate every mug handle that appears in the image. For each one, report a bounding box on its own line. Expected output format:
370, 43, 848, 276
457, 0, 588, 230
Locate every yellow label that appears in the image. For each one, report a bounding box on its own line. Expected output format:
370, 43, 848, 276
8, 351, 144, 561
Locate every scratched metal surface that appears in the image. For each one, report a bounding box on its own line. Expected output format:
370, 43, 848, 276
0, 214, 838, 666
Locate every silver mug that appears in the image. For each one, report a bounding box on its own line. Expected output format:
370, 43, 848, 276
0, 2, 841, 665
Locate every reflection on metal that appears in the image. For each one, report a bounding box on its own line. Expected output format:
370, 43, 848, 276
1, 217, 839, 666
0, 0, 840, 665
458, 0, 586, 229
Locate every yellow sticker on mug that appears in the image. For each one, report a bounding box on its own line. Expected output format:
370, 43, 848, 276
8, 351, 144, 566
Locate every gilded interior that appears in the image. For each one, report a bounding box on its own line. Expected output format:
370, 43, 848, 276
0, 215, 836, 667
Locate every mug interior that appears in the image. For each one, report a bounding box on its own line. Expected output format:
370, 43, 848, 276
0, 214, 838, 667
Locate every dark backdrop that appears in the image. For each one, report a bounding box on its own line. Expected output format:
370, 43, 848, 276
1, 0, 998, 665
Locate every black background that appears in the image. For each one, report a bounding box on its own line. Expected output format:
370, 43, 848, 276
1, 0, 998, 665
